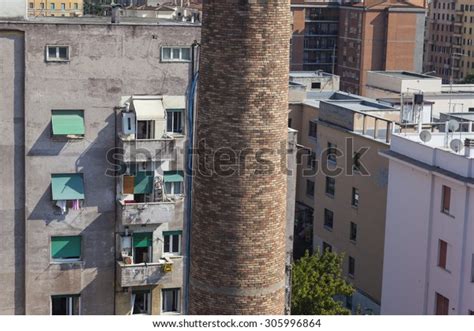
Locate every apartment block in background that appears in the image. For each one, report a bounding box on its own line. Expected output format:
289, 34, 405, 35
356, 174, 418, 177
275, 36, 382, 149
28, 1, 84, 17
338, 0, 426, 95
0, 17, 199, 315
381, 125, 474, 314
289, 82, 401, 314
423, 0, 474, 83
291, 0, 340, 73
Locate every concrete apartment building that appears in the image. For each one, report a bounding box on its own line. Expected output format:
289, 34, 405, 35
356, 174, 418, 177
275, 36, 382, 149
0, 16, 200, 315
381, 125, 474, 314
424, 0, 474, 83
290, 1, 426, 95
365, 70, 474, 118
28, 1, 84, 17
289, 77, 401, 314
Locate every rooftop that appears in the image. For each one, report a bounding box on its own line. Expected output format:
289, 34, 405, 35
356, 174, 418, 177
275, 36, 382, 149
368, 71, 440, 81
0, 15, 201, 26
289, 71, 338, 79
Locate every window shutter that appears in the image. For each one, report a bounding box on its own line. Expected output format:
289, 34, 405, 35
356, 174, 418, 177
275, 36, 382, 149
51, 236, 81, 259
123, 176, 135, 194
51, 110, 85, 135
163, 171, 184, 183
51, 174, 85, 200
133, 233, 152, 248
134, 172, 153, 194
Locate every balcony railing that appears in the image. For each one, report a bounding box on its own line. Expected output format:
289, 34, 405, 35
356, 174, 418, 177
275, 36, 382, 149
119, 136, 184, 162
117, 257, 179, 287
118, 198, 184, 225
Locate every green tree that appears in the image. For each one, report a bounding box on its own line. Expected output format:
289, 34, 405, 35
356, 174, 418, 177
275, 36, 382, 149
463, 74, 474, 84
291, 250, 354, 315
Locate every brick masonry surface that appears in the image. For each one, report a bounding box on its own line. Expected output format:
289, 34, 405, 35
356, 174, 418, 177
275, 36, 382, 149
189, 0, 291, 315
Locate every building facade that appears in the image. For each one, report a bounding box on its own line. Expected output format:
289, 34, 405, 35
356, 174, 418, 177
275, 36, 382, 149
0, 18, 200, 315
381, 127, 474, 314
289, 87, 401, 314
28, 1, 84, 17
423, 0, 474, 83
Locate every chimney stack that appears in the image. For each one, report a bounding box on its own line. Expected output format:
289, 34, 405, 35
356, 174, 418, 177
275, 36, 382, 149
189, 0, 291, 315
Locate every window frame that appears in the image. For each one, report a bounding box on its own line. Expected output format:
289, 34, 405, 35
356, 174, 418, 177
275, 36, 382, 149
324, 208, 334, 230
350, 222, 357, 242
163, 231, 182, 256
166, 109, 184, 134
161, 288, 181, 314
132, 290, 151, 315
161, 47, 191, 63
46, 45, 70, 62
438, 239, 448, 270
348, 256, 355, 277
351, 187, 359, 208
327, 142, 337, 163
325, 176, 335, 197
51, 295, 81, 315
308, 121, 318, 139
441, 185, 451, 215
306, 179, 315, 197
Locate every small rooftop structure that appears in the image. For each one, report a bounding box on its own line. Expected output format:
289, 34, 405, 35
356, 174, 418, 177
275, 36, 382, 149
289, 71, 340, 92
366, 70, 442, 95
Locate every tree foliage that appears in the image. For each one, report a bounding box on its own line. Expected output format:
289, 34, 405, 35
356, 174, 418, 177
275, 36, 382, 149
291, 250, 354, 315
463, 74, 474, 84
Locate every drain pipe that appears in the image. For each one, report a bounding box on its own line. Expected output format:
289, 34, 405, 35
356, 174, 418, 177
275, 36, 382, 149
183, 40, 200, 315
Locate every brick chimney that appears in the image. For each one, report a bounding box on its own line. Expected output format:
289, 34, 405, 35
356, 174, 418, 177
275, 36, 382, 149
189, 0, 291, 315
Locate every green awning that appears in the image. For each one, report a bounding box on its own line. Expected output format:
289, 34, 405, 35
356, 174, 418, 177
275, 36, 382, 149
163, 230, 182, 236
134, 171, 153, 194
163, 171, 184, 183
51, 236, 81, 259
51, 174, 85, 200
51, 110, 85, 135
133, 232, 152, 248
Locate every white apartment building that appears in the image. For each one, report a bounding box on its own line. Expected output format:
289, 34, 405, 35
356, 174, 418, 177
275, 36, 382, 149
380, 126, 474, 315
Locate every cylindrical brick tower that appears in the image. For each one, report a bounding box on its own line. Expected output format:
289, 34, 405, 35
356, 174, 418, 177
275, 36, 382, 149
189, 0, 291, 315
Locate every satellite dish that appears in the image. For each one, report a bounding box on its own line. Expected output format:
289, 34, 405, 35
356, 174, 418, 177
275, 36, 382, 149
450, 139, 463, 153
419, 130, 432, 143
448, 119, 460, 132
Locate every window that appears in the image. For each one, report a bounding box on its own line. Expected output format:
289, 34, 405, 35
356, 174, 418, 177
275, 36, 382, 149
288, 118, 292, 128
327, 142, 337, 163
61, 3, 65, 10
51, 236, 81, 261
51, 295, 80, 315
441, 185, 451, 214
324, 208, 333, 229
350, 222, 357, 242
162, 288, 180, 313
322, 242, 332, 253
163, 231, 182, 255
29, 2, 34, 9
308, 121, 317, 138
164, 171, 184, 196
161, 47, 191, 62
469, 310, 474, 315
435, 292, 449, 315
306, 180, 315, 197
438, 240, 448, 270
40, 3, 44, 9
348, 256, 355, 277
137, 120, 155, 139
311, 82, 321, 89
307, 151, 316, 169
132, 232, 152, 264
74, 3, 79, 10
51, 110, 85, 137
132, 290, 151, 315
51, 3, 56, 10
351, 187, 359, 207
46, 46, 69, 62
166, 109, 183, 134
325, 176, 335, 196
353, 152, 362, 172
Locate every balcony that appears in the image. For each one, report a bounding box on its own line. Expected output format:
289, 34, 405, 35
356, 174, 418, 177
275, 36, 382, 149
117, 257, 180, 287
118, 136, 184, 162
118, 198, 184, 225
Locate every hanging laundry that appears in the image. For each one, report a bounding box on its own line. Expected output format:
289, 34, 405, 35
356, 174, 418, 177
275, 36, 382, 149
55, 200, 67, 214
71, 199, 80, 210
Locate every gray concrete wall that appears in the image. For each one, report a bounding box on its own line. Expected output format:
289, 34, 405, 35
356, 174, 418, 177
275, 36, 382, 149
0, 21, 199, 315
0, 30, 26, 315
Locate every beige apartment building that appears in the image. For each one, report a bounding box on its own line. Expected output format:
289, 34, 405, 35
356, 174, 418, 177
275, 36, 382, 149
424, 0, 474, 83
289, 80, 401, 314
28, 0, 83, 17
